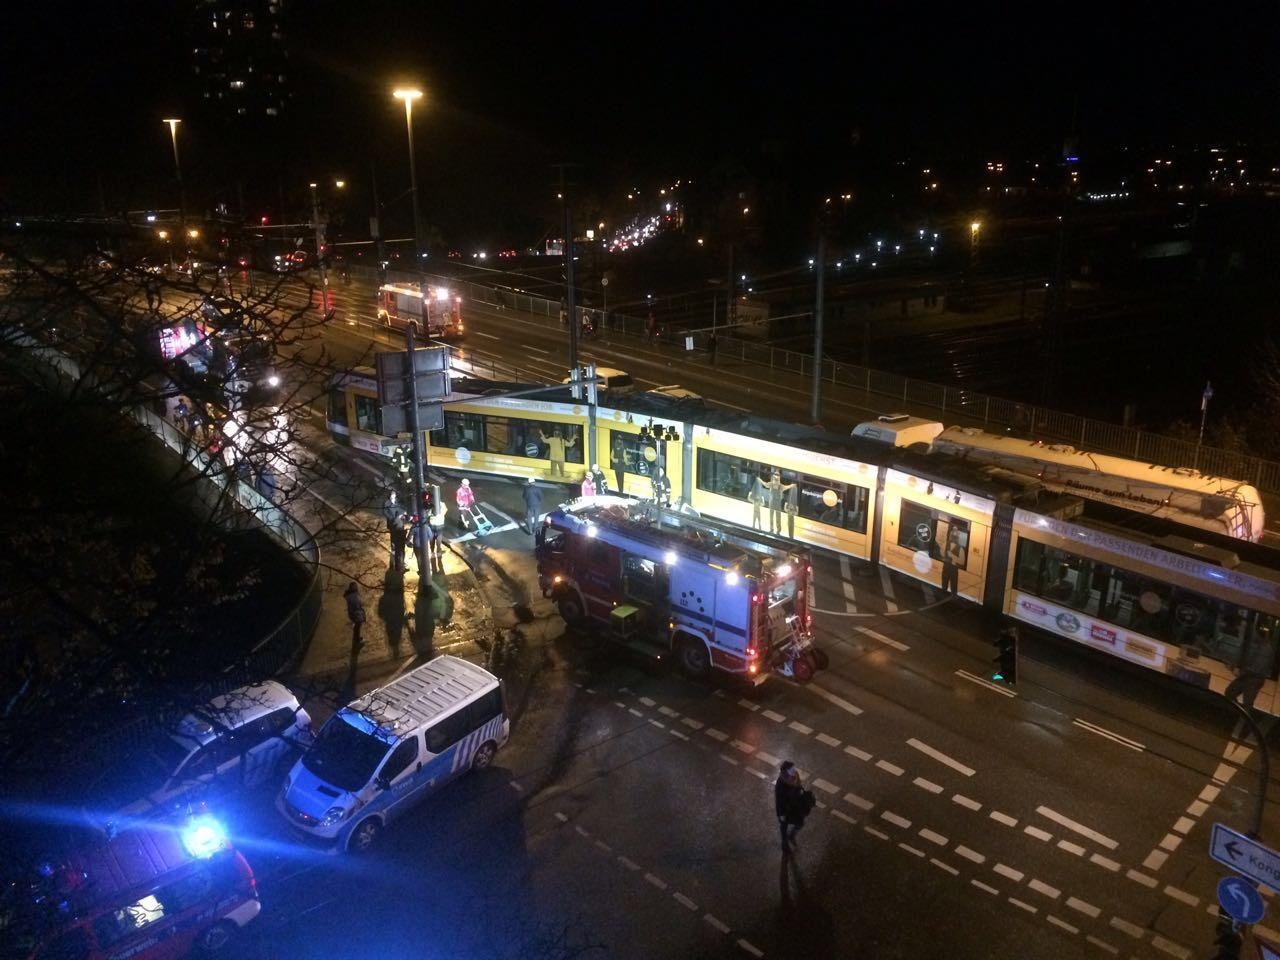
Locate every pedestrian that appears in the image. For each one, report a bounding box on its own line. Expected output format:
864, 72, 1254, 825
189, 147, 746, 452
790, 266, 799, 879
539, 427, 576, 479
590, 463, 609, 494
174, 397, 190, 432
455, 478, 476, 524
749, 476, 765, 530
344, 582, 366, 650
610, 438, 628, 494
646, 312, 657, 342
651, 467, 671, 507
765, 471, 796, 536
581, 472, 597, 498
522, 477, 544, 536
1226, 627, 1276, 711
942, 533, 964, 595
383, 491, 406, 570
775, 761, 811, 854
707, 331, 718, 367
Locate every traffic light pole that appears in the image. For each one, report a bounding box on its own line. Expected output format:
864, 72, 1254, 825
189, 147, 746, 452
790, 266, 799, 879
405, 320, 429, 579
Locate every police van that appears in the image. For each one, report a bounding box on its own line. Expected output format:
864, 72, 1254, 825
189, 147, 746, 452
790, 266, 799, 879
276, 656, 508, 852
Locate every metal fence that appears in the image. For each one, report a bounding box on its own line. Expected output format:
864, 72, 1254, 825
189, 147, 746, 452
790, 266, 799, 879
350, 264, 1280, 493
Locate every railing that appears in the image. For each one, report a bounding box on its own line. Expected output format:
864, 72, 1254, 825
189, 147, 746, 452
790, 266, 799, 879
349, 263, 1280, 493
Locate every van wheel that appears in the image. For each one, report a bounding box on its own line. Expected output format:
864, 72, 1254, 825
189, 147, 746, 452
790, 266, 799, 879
677, 637, 710, 679
557, 594, 586, 626
811, 648, 830, 671
348, 817, 382, 853
791, 655, 816, 684
198, 921, 236, 954
472, 741, 497, 771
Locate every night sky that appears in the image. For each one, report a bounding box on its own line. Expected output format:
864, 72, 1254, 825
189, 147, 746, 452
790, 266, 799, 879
3, 2, 1277, 239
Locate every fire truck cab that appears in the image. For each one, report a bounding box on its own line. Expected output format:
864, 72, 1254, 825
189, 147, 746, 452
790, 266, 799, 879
536, 498, 825, 683
376, 282, 464, 339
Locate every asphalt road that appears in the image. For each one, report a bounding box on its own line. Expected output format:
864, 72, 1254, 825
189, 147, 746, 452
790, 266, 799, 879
146, 272, 1280, 958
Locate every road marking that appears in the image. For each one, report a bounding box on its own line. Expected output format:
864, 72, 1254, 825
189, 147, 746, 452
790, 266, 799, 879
594, 839, 613, 853
644, 873, 667, 890
989, 810, 1018, 828
971, 879, 999, 895
1108, 917, 1143, 939
1009, 897, 1038, 914
1151, 935, 1191, 959
898, 843, 925, 858
1085, 934, 1119, 955
816, 732, 842, 747
673, 892, 698, 911
930, 857, 959, 876
1200, 784, 1222, 802
648, 719, 665, 730
906, 738, 976, 777
1023, 826, 1053, 843
955, 669, 1017, 698
855, 625, 909, 652
617, 855, 641, 871
1028, 879, 1061, 900
832, 808, 858, 825
521, 343, 550, 354
879, 567, 899, 613
1035, 805, 1119, 851
955, 845, 986, 865
918, 828, 948, 846
1126, 869, 1157, 888
736, 698, 759, 712
1186, 800, 1209, 817
718, 753, 739, 766
755, 750, 781, 767
669, 728, 689, 741
913, 777, 944, 795
658, 705, 679, 717
1066, 897, 1101, 919
1143, 850, 1169, 871
845, 745, 873, 761
881, 811, 912, 829
1158, 833, 1182, 852
1057, 840, 1086, 857
746, 767, 768, 780
993, 863, 1024, 883
844, 792, 875, 811
809, 683, 864, 716
555, 812, 569, 823
789, 720, 814, 735
1090, 853, 1120, 872
952, 793, 982, 812
1172, 816, 1195, 835
705, 728, 729, 742
471, 330, 500, 340
479, 501, 519, 527
639, 696, 656, 707
1164, 885, 1199, 907
812, 778, 840, 795
703, 914, 730, 934
681, 717, 704, 730
864, 825, 890, 841
876, 760, 904, 776
1047, 915, 1079, 935
574, 825, 590, 837
761, 709, 786, 723
730, 739, 755, 754
841, 556, 859, 613
1072, 718, 1145, 752
737, 939, 764, 958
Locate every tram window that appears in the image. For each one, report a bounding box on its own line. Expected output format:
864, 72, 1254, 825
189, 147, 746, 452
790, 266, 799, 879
328, 389, 349, 428
898, 501, 940, 558
797, 479, 844, 525
443, 412, 484, 450
354, 395, 381, 434
540, 422, 584, 464
1041, 552, 1099, 615
484, 417, 510, 454
696, 448, 753, 498
1103, 569, 1172, 637
612, 431, 663, 477
842, 486, 870, 533
1013, 539, 1046, 593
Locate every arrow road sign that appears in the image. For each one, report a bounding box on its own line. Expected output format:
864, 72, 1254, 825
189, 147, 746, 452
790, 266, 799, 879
1218, 876, 1265, 924
1211, 824, 1280, 891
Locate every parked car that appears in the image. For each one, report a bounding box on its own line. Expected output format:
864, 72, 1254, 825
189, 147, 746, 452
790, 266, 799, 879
7, 817, 260, 959
561, 366, 635, 395
86, 681, 311, 829
648, 384, 702, 401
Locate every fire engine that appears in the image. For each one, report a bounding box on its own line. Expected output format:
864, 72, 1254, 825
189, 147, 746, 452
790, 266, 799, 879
376, 282, 465, 339
536, 498, 827, 683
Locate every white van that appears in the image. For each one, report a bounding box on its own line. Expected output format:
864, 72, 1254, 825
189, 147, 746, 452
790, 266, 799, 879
276, 656, 508, 852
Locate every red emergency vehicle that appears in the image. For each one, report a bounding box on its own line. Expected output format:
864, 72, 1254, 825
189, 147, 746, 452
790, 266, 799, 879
376, 282, 464, 339
536, 499, 826, 683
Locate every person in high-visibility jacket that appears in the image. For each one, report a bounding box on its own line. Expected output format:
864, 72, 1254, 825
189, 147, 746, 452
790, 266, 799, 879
581, 472, 596, 498
455, 477, 476, 522
539, 428, 576, 479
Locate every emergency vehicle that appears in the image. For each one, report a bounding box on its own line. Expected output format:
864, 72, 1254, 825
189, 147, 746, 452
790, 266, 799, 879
376, 282, 464, 339
536, 498, 827, 683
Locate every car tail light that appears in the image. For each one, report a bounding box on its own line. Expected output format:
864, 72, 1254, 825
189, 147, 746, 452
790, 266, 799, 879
746, 647, 757, 658
748, 663, 759, 675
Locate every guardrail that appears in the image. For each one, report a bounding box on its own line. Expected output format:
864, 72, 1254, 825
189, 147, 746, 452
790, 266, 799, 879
347, 263, 1280, 493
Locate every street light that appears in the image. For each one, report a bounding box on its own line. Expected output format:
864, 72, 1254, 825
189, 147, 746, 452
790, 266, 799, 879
308, 182, 331, 317
162, 118, 185, 229
157, 229, 174, 270
393, 87, 425, 263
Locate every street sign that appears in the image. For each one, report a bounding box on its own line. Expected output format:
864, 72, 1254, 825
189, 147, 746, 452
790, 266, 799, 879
1211, 824, 1280, 890
376, 346, 450, 435
1218, 876, 1265, 924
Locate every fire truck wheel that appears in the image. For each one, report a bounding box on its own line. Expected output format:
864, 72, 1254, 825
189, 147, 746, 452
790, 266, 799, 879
557, 594, 586, 625
811, 648, 830, 671
790, 654, 816, 683
676, 636, 711, 678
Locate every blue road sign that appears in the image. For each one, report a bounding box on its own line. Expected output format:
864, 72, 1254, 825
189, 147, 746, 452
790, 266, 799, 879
1218, 876, 1265, 925
1210, 823, 1280, 890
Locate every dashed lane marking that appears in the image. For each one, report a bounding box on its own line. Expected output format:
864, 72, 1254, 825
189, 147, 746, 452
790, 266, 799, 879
1066, 897, 1101, 919
812, 778, 840, 795
971, 879, 1000, 896
706, 728, 730, 742
808, 683, 867, 717
1126, 869, 1157, 888
898, 843, 926, 858
639, 696, 657, 707
876, 760, 905, 776
648, 719, 666, 730
845, 792, 875, 811
816, 732, 842, 747
864, 825, 891, 841
1028, 879, 1061, 900
918, 828, 948, 846
681, 717, 704, 730
989, 810, 1018, 828
952, 793, 983, 812
1172, 816, 1195, 835
1023, 826, 1053, 843
881, 811, 912, 830
737, 698, 760, 712
831, 808, 858, 825
1035, 805, 1119, 851
955, 846, 986, 865
704, 914, 730, 934
644, 873, 667, 890
1108, 917, 1143, 939
1008, 898, 1038, 914
878, 567, 900, 613
930, 857, 960, 876
1164, 885, 1199, 907
761, 709, 786, 723
1143, 851, 1169, 872
1085, 934, 1119, 956
845, 745, 873, 761
789, 720, 814, 735
1090, 854, 1121, 872
657, 705, 679, 717
855, 624, 910, 652
993, 863, 1025, 883
730, 739, 755, 754
554, 812, 568, 823
1072, 718, 1145, 752
913, 777, 944, 795
1047, 916, 1079, 935
618, 856, 640, 871
673, 892, 698, 911
1151, 934, 1191, 959
955, 669, 1017, 698
906, 738, 976, 777
1057, 840, 1086, 857
737, 939, 764, 958
719, 753, 739, 766
755, 750, 781, 767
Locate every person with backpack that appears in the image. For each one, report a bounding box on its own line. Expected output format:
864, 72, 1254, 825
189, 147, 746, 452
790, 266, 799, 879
775, 760, 814, 854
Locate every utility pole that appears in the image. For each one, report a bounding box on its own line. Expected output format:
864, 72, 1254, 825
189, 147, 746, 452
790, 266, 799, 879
554, 164, 580, 373
308, 183, 331, 318
811, 227, 826, 424
405, 320, 430, 578
370, 158, 387, 283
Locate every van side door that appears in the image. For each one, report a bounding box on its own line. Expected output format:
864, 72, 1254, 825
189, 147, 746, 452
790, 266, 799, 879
421, 707, 475, 788
376, 732, 428, 823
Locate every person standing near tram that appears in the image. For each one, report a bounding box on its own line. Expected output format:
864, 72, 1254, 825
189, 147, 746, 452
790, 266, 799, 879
764, 471, 796, 536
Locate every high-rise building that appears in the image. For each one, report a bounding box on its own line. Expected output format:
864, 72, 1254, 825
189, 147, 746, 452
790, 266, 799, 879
192, 0, 291, 122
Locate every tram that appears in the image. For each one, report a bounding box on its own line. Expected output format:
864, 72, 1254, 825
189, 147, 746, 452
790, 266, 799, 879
325, 372, 1280, 715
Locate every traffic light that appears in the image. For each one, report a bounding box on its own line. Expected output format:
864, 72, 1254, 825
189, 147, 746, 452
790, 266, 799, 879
993, 626, 1018, 685
1213, 913, 1242, 960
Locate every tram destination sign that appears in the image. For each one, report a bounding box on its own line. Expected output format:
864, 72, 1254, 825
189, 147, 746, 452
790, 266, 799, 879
1210, 823, 1280, 890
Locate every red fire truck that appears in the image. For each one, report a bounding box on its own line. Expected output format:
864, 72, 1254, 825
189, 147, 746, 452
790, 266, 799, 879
536, 499, 827, 683
376, 282, 465, 339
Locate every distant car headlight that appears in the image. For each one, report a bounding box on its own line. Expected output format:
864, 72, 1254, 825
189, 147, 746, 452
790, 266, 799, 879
267, 375, 281, 388
320, 805, 352, 826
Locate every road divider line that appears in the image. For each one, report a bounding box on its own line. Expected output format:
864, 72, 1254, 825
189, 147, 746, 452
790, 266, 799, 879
906, 737, 976, 777
1035, 805, 1119, 851
879, 567, 899, 613
809, 683, 865, 716
855, 625, 909, 651
955, 669, 1017, 698
1072, 718, 1145, 752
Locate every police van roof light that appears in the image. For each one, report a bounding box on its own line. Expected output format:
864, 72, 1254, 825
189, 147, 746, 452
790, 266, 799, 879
181, 814, 228, 859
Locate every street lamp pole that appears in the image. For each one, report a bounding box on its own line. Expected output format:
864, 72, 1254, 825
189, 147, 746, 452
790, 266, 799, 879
309, 182, 331, 318
163, 118, 185, 230
393, 88, 424, 265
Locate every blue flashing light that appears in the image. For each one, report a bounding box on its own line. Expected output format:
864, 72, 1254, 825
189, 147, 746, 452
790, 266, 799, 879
181, 814, 228, 859
1066, 156, 1080, 164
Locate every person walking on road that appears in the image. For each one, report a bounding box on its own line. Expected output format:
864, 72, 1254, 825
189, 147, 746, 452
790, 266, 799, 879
1226, 625, 1276, 711
383, 491, 407, 570
775, 761, 810, 854
522, 477, 543, 537
455, 478, 476, 524
707, 330, 718, 367
581, 472, 596, 498
610, 439, 627, 495
344, 581, 366, 651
